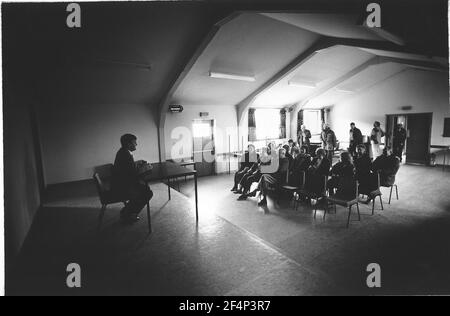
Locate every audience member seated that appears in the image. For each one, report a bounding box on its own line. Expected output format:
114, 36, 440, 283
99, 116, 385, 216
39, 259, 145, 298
371, 146, 401, 187
237, 147, 271, 200
250, 148, 290, 206
112, 133, 153, 224
283, 144, 294, 169
288, 145, 311, 186
287, 139, 296, 156
327, 151, 355, 194
231, 144, 259, 192
304, 148, 331, 197
354, 144, 377, 199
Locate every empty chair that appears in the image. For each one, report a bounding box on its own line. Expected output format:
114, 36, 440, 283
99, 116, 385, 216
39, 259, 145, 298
93, 164, 151, 232
326, 177, 361, 228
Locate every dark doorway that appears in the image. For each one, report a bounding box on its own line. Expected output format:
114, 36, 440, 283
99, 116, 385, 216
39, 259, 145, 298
386, 113, 432, 165
192, 119, 215, 177
406, 113, 432, 165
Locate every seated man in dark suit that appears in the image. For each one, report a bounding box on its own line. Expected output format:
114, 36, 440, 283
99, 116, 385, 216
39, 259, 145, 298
304, 148, 331, 197
283, 144, 294, 169
354, 144, 377, 198
112, 134, 153, 223
288, 145, 311, 186
327, 151, 355, 194
371, 146, 401, 187
231, 144, 259, 192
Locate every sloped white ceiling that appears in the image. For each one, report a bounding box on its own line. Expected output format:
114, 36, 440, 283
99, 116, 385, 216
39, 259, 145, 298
252, 45, 374, 108
307, 62, 408, 108
261, 13, 384, 41
171, 13, 319, 106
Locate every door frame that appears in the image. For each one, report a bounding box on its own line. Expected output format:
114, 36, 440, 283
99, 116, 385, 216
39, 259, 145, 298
192, 118, 216, 176
386, 112, 432, 165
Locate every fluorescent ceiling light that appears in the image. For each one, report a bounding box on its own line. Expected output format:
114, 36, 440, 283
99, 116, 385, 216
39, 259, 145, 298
336, 88, 355, 93
288, 80, 317, 89
209, 71, 255, 82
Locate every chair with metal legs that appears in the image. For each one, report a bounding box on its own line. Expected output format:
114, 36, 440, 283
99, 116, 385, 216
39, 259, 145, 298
93, 164, 151, 233
326, 178, 361, 228
384, 183, 399, 204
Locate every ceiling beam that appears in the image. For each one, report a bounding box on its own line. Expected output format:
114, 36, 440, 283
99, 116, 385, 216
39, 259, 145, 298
377, 56, 448, 73
156, 11, 240, 162
295, 56, 380, 110
236, 37, 333, 125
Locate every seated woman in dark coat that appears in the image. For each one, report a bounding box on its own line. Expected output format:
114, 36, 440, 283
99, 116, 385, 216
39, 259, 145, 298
304, 148, 331, 196
327, 151, 355, 194
288, 145, 311, 186
253, 148, 290, 206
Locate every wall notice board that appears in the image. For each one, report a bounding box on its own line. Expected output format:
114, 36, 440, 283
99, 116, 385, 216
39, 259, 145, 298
444, 118, 450, 137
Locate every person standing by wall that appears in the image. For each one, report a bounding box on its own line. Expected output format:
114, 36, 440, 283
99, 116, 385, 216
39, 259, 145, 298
349, 122, 363, 157
393, 122, 407, 162
370, 121, 385, 159
321, 123, 337, 163
298, 125, 311, 148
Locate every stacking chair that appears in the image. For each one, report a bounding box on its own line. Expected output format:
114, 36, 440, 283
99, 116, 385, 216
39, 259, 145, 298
281, 171, 306, 209
297, 174, 328, 212
369, 172, 384, 215
93, 164, 151, 233
272, 159, 291, 203
385, 183, 399, 204
380, 157, 400, 204
326, 177, 361, 228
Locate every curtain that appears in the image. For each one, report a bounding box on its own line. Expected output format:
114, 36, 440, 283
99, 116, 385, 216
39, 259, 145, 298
248, 108, 256, 142
279, 109, 286, 139
297, 110, 304, 139
321, 108, 325, 126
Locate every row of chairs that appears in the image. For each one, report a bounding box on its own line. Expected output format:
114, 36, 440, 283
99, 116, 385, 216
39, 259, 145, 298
276, 170, 399, 228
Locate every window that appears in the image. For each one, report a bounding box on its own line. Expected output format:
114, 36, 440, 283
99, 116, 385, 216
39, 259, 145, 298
192, 121, 211, 137
255, 109, 281, 140
304, 110, 322, 135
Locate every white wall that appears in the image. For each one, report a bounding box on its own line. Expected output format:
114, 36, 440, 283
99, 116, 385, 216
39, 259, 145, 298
38, 103, 160, 184
164, 104, 239, 173
329, 68, 450, 163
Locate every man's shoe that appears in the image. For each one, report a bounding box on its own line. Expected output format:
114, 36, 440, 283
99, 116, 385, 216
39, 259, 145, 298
258, 198, 267, 206
121, 212, 140, 224
237, 194, 248, 200
247, 190, 257, 197
231, 186, 237, 192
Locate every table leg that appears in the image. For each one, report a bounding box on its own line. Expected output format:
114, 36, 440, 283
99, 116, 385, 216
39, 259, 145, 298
168, 178, 171, 200
194, 174, 198, 222
146, 203, 152, 234
444, 149, 447, 171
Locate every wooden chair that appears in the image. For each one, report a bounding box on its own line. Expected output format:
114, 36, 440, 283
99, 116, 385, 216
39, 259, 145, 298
93, 164, 151, 233
326, 178, 360, 228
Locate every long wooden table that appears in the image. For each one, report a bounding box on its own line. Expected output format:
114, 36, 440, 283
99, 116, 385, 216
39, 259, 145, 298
140, 161, 198, 232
